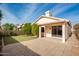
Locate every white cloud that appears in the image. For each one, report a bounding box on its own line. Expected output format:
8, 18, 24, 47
0, 4, 19, 25
21, 4, 49, 23
20, 4, 38, 23
52, 4, 76, 16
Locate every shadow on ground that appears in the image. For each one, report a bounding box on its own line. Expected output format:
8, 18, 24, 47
2, 36, 40, 56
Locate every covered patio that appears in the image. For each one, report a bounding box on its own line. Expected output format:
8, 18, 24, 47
39, 22, 66, 43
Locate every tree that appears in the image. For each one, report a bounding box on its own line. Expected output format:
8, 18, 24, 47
22, 23, 31, 35
3, 23, 15, 30
32, 24, 39, 36
74, 23, 79, 30
0, 10, 3, 37
0, 10, 2, 35
0, 10, 2, 53
2, 23, 15, 36
0, 10, 2, 25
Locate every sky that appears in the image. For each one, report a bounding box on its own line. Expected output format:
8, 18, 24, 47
0, 3, 79, 25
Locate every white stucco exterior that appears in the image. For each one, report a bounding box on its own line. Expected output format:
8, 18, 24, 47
62, 24, 66, 43
45, 25, 52, 37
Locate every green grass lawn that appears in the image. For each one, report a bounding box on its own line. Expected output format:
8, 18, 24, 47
3, 35, 37, 45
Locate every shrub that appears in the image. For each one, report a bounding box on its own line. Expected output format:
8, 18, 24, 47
22, 23, 31, 35
32, 24, 39, 36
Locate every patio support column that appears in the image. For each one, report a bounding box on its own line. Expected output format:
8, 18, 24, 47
62, 24, 66, 43
39, 26, 41, 38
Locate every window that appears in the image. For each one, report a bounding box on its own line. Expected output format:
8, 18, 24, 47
52, 26, 62, 37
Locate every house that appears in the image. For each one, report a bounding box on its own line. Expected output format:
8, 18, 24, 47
35, 10, 72, 43
16, 24, 24, 31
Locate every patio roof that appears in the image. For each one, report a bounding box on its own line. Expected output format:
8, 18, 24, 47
34, 15, 69, 25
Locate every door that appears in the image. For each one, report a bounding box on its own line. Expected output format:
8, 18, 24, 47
41, 27, 45, 37
52, 26, 62, 37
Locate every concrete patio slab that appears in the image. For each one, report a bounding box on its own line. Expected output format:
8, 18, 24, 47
2, 33, 79, 56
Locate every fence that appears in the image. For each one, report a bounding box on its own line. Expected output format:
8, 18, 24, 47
74, 29, 79, 40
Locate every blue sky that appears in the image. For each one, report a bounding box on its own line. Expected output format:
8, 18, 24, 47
0, 3, 79, 25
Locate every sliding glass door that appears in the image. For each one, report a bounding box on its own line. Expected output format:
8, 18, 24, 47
52, 26, 62, 37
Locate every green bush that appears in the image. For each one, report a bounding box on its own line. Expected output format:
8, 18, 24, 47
22, 23, 31, 35
32, 24, 39, 36
2, 23, 15, 30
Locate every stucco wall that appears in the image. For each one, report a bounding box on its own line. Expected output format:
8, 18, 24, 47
40, 23, 71, 42
45, 26, 52, 37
